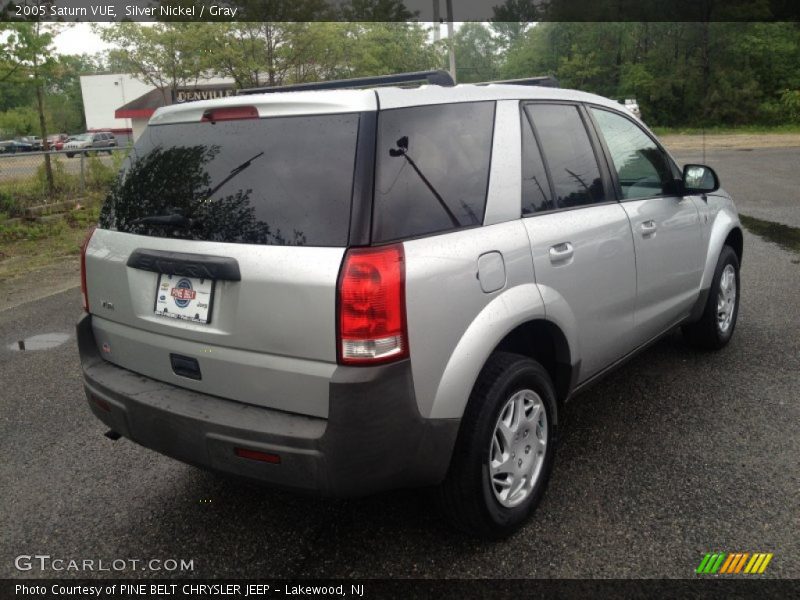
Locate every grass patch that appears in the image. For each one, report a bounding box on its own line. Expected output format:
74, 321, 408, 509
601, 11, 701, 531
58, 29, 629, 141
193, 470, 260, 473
651, 124, 800, 136
0, 151, 125, 217
740, 214, 800, 255
0, 195, 102, 281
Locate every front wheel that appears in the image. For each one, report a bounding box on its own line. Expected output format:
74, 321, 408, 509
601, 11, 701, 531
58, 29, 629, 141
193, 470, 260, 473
682, 245, 740, 350
439, 352, 558, 539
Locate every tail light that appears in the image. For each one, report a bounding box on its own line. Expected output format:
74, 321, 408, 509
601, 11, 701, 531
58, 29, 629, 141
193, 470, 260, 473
337, 244, 408, 365
80, 226, 96, 312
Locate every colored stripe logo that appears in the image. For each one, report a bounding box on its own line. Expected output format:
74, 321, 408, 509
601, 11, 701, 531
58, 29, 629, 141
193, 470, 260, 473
696, 552, 773, 574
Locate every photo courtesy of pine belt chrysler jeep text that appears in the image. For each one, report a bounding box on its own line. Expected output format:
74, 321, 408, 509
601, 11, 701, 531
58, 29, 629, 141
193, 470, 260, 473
77, 72, 742, 539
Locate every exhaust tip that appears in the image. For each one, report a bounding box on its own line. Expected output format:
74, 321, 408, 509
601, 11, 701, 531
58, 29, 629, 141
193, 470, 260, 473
104, 430, 122, 441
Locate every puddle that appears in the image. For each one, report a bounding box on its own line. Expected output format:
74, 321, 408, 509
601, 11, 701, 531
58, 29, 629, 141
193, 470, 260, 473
739, 214, 800, 256
7, 332, 71, 352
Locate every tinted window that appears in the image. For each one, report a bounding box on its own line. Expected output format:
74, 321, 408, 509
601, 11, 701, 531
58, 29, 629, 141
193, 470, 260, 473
591, 108, 675, 200
524, 104, 605, 208
99, 113, 359, 246
373, 102, 495, 242
520, 112, 553, 214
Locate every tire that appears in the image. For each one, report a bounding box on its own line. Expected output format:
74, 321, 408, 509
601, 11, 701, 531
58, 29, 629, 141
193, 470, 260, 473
439, 352, 558, 539
66, 153, 74, 158
682, 245, 740, 350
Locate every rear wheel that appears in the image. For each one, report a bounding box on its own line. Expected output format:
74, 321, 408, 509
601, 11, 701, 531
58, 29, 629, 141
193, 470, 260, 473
682, 245, 740, 350
439, 352, 557, 539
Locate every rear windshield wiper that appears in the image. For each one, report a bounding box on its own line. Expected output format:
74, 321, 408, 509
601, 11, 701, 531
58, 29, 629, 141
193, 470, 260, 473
129, 152, 265, 227
131, 213, 194, 228
389, 137, 460, 228
204, 151, 264, 200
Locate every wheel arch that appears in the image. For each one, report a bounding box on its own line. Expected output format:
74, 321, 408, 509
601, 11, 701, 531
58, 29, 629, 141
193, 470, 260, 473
427, 282, 579, 420
725, 226, 743, 266
493, 319, 574, 405
700, 210, 743, 291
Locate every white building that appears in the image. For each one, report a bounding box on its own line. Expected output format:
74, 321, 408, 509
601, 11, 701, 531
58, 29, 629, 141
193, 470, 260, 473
79, 74, 236, 142
79, 74, 153, 139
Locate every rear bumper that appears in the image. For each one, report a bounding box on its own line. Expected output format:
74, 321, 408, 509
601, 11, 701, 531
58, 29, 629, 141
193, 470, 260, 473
77, 314, 459, 497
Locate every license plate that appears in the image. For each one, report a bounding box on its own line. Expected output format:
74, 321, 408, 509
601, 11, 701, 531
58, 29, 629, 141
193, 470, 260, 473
154, 274, 215, 324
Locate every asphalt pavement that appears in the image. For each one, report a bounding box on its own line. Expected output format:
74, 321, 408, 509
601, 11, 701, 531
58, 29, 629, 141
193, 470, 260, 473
0, 148, 798, 579
671, 146, 800, 228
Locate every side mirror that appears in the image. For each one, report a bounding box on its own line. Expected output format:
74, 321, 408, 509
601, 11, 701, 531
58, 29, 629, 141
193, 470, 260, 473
682, 164, 719, 195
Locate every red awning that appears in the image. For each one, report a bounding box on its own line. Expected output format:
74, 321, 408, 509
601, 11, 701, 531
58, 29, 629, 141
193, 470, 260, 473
114, 88, 169, 120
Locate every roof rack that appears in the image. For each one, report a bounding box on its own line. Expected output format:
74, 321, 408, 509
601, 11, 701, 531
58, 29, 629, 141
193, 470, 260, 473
239, 70, 455, 95
477, 76, 560, 88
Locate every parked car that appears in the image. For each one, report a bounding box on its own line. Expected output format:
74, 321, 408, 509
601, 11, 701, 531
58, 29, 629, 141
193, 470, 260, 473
77, 75, 742, 539
64, 132, 117, 157
16, 135, 42, 151
47, 133, 70, 151
0, 139, 33, 153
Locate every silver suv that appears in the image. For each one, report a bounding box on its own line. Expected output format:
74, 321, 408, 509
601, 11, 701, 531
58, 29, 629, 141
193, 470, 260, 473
77, 76, 742, 539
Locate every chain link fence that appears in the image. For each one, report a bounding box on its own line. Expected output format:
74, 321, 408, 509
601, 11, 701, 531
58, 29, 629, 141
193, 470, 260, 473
0, 148, 129, 217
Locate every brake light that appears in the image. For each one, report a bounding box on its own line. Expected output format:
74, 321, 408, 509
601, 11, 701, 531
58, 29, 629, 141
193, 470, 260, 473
80, 226, 96, 313
337, 244, 408, 365
201, 106, 258, 122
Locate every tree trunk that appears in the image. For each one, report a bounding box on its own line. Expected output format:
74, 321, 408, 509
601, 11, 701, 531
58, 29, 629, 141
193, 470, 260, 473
33, 53, 54, 198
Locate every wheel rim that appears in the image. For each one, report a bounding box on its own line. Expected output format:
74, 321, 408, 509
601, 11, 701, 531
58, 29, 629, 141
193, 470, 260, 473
488, 389, 548, 508
716, 264, 737, 334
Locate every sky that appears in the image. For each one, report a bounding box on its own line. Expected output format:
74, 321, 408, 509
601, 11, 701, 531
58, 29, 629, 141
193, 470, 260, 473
53, 24, 114, 56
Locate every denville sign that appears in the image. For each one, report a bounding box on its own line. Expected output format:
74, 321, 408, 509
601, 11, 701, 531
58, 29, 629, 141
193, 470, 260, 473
172, 88, 237, 104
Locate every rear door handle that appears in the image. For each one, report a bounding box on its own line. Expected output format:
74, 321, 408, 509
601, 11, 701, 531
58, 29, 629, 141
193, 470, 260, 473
548, 242, 574, 262
640, 220, 657, 236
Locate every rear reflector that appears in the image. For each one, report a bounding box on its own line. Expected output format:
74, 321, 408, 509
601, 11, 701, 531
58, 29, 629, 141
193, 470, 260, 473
91, 394, 111, 412
337, 244, 408, 365
234, 447, 281, 464
80, 226, 96, 313
201, 106, 258, 122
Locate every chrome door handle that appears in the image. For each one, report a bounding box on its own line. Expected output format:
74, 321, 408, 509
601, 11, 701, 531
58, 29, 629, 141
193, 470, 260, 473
640, 220, 657, 235
549, 242, 574, 262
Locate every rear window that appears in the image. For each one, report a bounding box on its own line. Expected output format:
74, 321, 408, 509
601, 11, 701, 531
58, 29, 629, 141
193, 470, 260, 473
372, 102, 495, 242
99, 113, 360, 247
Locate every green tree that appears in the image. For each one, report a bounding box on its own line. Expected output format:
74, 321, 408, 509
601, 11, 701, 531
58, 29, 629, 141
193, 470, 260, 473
0, 20, 58, 193
500, 21, 800, 127
453, 23, 500, 83
490, 0, 540, 50
96, 22, 217, 100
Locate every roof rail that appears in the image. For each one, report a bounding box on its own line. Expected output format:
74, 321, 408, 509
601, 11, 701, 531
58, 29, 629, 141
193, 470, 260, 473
477, 76, 560, 88
238, 70, 455, 95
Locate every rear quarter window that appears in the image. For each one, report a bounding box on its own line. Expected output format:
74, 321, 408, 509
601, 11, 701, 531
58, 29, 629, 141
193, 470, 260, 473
372, 102, 496, 242
99, 113, 360, 247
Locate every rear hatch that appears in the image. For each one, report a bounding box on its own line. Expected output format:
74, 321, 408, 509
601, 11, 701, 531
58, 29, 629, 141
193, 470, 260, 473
84, 93, 375, 418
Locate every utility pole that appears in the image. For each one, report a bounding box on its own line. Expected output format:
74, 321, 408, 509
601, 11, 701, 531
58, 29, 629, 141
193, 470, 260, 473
445, 0, 456, 82
432, 0, 440, 43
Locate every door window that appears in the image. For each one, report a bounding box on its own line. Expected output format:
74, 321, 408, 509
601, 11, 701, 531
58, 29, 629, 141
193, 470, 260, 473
520, 113, 554, 214
524, 104, 606, 209
591, 108, 675, 200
